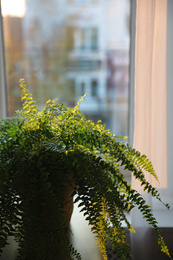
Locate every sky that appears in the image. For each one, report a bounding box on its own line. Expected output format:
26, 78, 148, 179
1, 0, 26, 17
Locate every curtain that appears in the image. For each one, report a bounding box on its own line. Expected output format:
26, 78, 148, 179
133, 0, 167, 189
131, 0, 168, 259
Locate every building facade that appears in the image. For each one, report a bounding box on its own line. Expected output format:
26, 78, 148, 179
2, 0, 130, 136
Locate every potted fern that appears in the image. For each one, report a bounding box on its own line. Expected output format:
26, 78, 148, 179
0, 79, 172, 260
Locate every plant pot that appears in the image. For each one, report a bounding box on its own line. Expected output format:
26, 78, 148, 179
63, 183, 74, 226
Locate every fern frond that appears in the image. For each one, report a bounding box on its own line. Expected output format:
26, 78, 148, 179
19, 79, 39, 116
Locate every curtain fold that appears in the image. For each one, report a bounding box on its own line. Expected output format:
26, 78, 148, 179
131, 1, 167, 259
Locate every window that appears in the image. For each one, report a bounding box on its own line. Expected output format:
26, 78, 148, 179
90, 28, 98, 50
77, 28, 86, 50
72, 27, 98, 51
91, 79, 98, 97
80, 81, 85, 96
1, 0, 131, 138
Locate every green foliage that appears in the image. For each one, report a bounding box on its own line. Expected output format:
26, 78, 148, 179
0, 79, 172, 260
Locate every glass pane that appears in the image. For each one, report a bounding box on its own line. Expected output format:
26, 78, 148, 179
1, 0, 131, 137
90, 28, 98, 50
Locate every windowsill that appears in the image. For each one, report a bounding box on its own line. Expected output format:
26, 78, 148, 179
70, 202, 104, 260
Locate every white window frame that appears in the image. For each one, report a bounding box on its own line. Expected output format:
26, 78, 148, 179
0, 2, 7, 118
129, 0, 136, 146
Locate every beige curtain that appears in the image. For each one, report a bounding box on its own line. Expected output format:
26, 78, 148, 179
133, 0, 167, 189
131, 1, 167, 259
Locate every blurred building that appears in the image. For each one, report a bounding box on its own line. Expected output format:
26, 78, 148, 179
2, 0, 130, 136
3, 16, 24, 114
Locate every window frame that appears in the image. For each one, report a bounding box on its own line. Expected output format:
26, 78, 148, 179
128, 0, 136, 146
0, 2, 7, 118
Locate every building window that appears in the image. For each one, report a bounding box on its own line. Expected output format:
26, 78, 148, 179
72, 27, 98, 51
91, 79, 98, 97
90, 28, 98, 50
80, 81, 85, 96
79, 28, 86, 50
